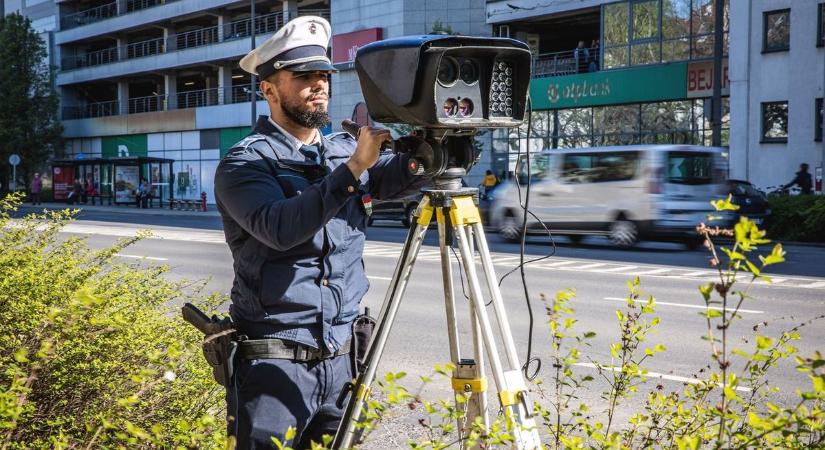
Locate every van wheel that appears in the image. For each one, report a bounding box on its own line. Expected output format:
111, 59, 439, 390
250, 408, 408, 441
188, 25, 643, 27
609, 219, 638, 248
499, 216, 522, 243
401, 202, 418, 228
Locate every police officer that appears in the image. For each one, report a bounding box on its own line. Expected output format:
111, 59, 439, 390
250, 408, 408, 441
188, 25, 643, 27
214, 16, 427, 449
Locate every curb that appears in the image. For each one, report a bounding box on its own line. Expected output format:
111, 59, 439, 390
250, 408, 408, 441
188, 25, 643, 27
13, 203, 222, 218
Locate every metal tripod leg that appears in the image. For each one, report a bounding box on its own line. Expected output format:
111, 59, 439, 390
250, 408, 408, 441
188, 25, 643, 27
437, 207, 489, 445
449, 196, 542, 449
332, 196, 433, 450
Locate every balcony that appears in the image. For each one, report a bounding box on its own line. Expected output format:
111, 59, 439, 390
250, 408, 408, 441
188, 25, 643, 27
60, 0, 178, 30
59, 10, 328, 72
62, 86, 261, 120
532, 48, 600, 78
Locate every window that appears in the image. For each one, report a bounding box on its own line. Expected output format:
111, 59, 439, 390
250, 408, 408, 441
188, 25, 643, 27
816, 98, 823, 142
763, 9, 790, 52
761, 101, 789, 143
667, 152, 714, 185
818, 3, 824, 47
560, 152, 639, 183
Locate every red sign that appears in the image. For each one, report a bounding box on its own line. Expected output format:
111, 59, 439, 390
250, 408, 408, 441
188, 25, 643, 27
687, 59, 729, 98
332, 28, 383, 64
52, 165, 75, 201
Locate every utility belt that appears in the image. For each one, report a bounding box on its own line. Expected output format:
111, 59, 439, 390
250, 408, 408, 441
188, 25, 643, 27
182, 303, 375, 387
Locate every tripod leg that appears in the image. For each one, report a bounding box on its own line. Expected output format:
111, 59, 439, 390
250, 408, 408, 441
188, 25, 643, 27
438, 208, 489, 447
333, 196, 434, 449
451, 197, 542, 449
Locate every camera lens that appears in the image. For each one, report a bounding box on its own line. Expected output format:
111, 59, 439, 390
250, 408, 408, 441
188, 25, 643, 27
505, 107, 513, 116
498, 62, 507, 71
506, 88, 513, 96
438, 56, 459, 86
442, 98, 459, 117
505, 98, 513, 107
458, 98, 474, 117
459, 59, 479, 84
504, 77, 513, 87
505, 67, 513, 76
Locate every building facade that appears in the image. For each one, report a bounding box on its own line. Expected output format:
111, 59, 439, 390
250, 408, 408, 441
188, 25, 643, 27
3, 0, 491, 203
728, 0, 825, 190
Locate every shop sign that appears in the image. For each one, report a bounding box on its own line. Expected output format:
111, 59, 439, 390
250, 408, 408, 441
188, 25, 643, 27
687, 59, 729, 98
332, 28, 383, 64
530, 63, 688, 110
102, 134, 148, 158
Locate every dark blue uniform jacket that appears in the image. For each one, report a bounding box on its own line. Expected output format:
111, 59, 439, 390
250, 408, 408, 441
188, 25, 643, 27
214, 116, 425, 353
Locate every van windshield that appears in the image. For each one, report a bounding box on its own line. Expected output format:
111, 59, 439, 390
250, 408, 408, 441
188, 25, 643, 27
516, 153, 550, 183
666, 152, 715, 185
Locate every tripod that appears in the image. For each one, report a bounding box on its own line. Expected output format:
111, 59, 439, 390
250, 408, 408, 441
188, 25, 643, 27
333, 186, 542, 449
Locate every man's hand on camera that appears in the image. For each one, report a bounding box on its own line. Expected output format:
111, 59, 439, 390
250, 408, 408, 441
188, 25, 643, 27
346, 126, 391, 179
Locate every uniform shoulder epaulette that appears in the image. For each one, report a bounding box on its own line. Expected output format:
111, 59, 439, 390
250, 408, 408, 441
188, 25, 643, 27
326, 131, 356, 141
224, 134, 268, 157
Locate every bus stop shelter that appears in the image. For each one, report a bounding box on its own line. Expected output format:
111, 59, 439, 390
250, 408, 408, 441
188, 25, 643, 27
51, 156, 174, 207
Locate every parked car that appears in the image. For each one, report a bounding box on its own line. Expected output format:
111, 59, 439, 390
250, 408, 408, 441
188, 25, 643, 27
490, 145, 735, 248
368, 194, 421, 227
726, 179, 771, 225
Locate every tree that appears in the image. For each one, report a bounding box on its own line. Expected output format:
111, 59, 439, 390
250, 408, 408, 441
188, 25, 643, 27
0, 13, 63, 196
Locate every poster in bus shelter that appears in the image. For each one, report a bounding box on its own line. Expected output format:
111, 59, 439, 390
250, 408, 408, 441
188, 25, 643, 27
114, 165, 139, 203
51, 166, 75, 201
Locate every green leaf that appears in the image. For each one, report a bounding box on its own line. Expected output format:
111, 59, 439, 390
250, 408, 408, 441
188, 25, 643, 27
711, 194, 740, 211
756, 335, 774, 350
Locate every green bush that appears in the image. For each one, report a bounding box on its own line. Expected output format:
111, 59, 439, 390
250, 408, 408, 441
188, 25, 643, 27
766, 195, 825, 242
0, 193, 226, 449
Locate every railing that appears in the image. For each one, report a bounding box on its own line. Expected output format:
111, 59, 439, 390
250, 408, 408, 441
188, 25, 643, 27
128, 94, 166, 114
170, 26, 219, 51
60, 9, 329, 72
177, 88, 220, 109
63, 85, 265, 119
61, 0, 178, 30
60, 2, 117, 30
532, 48, 600, 78
62, 100, 121, 120
61, 47, 119, 70
126, 37, 165, 59
223, 11, 285, 42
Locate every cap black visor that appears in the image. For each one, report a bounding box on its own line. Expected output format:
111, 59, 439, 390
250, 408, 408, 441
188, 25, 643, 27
283, 59, 339, 73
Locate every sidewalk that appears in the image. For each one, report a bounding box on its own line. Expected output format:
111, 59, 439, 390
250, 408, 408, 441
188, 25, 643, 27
17, 202, 222, 218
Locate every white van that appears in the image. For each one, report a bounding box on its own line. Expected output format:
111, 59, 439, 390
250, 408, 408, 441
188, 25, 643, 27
489, 145, 734, 248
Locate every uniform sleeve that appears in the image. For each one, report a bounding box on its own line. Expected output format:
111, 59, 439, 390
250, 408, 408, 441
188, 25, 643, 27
367, 152, 430, 200
214, 148, 359, 251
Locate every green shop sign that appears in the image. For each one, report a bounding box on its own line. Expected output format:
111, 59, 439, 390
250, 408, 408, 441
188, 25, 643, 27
529, 63, 688, 110
102, 134, 148, 158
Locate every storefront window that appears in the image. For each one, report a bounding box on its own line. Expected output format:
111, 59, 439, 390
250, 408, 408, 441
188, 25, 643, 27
603, 2, 630, 69
557, 108, 593, 147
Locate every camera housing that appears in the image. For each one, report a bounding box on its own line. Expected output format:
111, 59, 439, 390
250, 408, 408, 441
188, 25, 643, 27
354, 35, 532, 129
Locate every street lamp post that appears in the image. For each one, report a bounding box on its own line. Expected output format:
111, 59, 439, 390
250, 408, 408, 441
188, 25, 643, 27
250, 0, 257, 128
711, 0, 725, 147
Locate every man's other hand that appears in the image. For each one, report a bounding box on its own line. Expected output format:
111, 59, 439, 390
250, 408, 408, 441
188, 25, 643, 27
346, 126, 391, 179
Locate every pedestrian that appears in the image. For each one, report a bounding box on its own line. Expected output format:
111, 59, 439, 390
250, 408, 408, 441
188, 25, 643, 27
482, 169, 498, 195
213, 16, 428, 449
67, 178, 82, 205
30, 172, 42, 205
574, 40, 590, 74
783, 163, 813, 195
589, 39, 599, 72
80, 178, 89, 204
136, 177, 150, 208
85, 178, 97, 205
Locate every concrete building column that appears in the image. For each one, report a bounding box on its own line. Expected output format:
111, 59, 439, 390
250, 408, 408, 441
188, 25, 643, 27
218, 65, 233, 104
727, 0, 750, 180
217, 15, 226, 42
165, 74, 177, 110
162, 27, 173, 52
283, 0, 297, 22
116, 37, 125, 61
117, 81, 129, 115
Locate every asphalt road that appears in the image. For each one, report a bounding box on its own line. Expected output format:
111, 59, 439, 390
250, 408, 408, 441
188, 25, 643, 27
45, 213, 825, 441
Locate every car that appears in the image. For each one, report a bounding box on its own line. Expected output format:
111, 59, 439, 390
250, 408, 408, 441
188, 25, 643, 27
726, 179, 771, 225
490, 145, 736, 249
368, 194, 421, 227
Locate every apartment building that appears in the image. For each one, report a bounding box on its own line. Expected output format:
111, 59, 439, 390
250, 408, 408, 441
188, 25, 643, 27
4, 0, 491, 203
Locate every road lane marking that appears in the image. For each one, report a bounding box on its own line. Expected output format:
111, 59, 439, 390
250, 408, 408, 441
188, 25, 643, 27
803, 281, 825, 289
603, 297, 763, 314
573, 362, 751, 392
634, 268, 671, 275
572, 263, 605, 270
600, 265, 638, 272
115, 254, 168, 261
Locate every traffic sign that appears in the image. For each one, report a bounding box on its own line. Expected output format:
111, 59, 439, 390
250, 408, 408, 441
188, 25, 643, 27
9, 154, 21, 166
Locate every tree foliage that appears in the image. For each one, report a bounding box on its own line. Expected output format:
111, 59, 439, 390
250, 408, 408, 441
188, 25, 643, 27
0, 13, 63, 195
